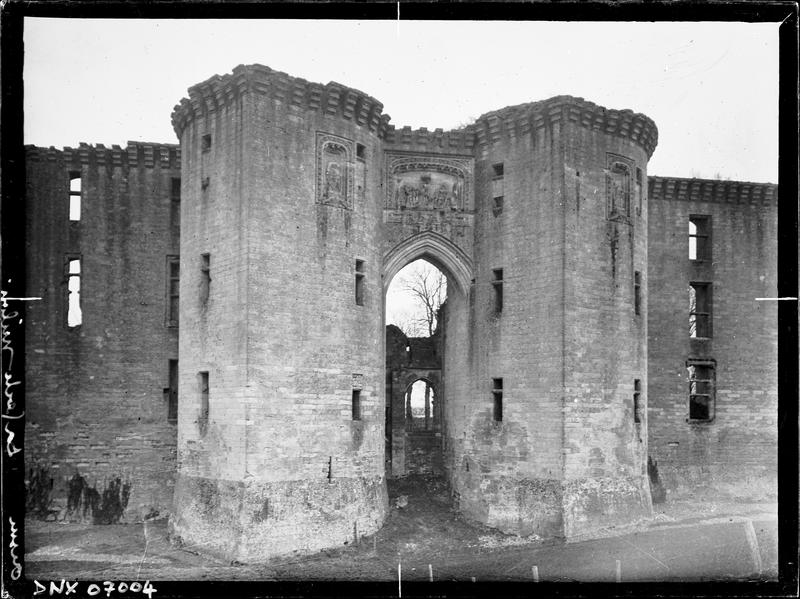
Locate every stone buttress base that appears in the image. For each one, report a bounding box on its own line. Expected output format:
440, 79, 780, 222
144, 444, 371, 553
169, 474, 388, 562
452, 473, 652, 540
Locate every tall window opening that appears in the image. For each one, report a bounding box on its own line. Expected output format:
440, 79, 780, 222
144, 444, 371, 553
69, 171, 81, 221
492, 378, 503, 422
166, 255, 180, 327
635, 167, 643, 214
166, 359, 178, 423
170, 177, 181, 237
633, 379, 642, 423
198, 371, 209, 435
689, 282, 712, 338
689, 216, 711, 261
352, 390, 362, 420
355, 259, 366, 306
65, 256, 82, 327
492, 268, 504, 314
201, 134, 212, 153
200, 253, 211, 305
687, 362, 715, 422
492, 163, 504, 216
634, 271, 641, 315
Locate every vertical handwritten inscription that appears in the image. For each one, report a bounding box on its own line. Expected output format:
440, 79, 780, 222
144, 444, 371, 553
1, 290, 24, 458
7, 517, 21, 580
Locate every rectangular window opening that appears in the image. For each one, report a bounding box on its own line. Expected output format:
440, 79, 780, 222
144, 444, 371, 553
167, 359, 178, 423
352, 389, 362, 421
633, 379, 641, 424
166, 255, 180, 327
688, 363, 715, 422
689, 216, 710, 261
636, 167, 643, 214
634, 271, 641, 316
689, 282, 711, 338
492, 378, 503, 422
69, 171, 81, 221
200, 253, 211, 305
492, 268, 504, 314
66, 256, 82, 327
170, 178, 181, 234
355, 259, 365, 306
198, 371, 209, 434
201, 134, 212, 153
356, 143, 366, 161
491, 163, 504, 215
493, 196, 504, 217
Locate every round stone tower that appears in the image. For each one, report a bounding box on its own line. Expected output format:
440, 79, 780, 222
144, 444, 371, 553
442, 97, 658, 539
169, 65, 390, 561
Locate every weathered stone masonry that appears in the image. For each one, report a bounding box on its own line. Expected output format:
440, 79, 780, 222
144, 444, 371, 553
25, 142, 181, 522
24, 63, 777, 561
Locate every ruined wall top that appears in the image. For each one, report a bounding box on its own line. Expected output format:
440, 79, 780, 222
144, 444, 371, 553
171, 64, 390, 139
648, 176, 777, 206
25, 142, 181, 170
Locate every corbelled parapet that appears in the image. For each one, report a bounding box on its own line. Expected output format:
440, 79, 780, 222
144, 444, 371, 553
383, 125, 476, 154
648, 176, 777, 206
171, 64, 388, 139
25, 142, 181, 170
471, 95, 659, 157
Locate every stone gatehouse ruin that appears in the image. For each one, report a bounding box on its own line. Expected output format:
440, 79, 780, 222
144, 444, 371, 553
24, 64, 777, 562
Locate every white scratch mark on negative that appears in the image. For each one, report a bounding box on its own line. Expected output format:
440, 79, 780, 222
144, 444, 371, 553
743, 519, 763, 575
235, 420, 255, 426
755, 297, 798, 301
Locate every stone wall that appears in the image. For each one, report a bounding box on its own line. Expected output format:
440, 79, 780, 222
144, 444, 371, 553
24, 143, 181, 522
647, 177, 778, 500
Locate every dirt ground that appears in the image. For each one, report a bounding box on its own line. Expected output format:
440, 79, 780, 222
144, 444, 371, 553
25, 474, 778, 582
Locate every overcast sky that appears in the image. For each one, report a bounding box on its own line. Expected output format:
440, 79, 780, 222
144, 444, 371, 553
25, 19, 778, 183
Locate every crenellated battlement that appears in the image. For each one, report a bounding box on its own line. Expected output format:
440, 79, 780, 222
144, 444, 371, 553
470, 95, 658, 157
648, 176, 777, 206
171, 64, 389, 139
25, 142, 181, 170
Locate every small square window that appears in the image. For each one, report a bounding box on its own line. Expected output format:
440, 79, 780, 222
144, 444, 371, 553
492, 163, 504, 178
356, 144, 366, 161
201, 134, 212, 153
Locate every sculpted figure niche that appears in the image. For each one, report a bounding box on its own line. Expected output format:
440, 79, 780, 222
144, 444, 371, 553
316, 133, 354, 209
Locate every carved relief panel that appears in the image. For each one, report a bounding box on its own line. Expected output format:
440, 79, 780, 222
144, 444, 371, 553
383, 152, 474, 249
316, 133, 354, 209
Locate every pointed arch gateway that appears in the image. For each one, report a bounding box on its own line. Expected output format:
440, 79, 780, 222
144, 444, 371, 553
382, 231, 473, 294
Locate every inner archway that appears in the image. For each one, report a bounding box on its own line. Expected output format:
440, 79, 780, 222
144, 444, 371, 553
384, 256, 453, 478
